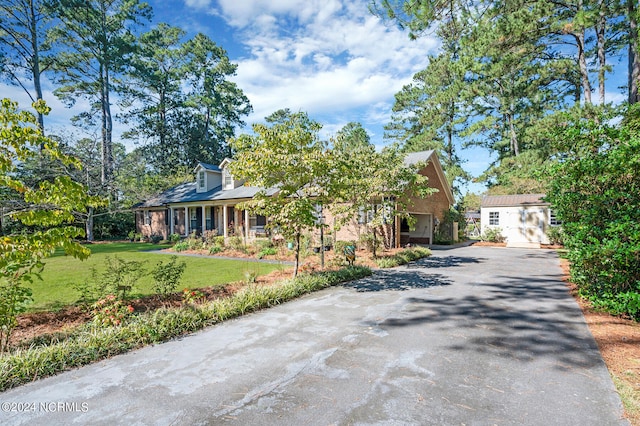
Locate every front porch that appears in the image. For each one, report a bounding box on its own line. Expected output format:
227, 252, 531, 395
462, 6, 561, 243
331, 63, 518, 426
168, 204, 267, 240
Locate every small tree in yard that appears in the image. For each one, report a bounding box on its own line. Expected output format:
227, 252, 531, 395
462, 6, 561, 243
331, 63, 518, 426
330, 125, 435, 257
230, 110, 330, 277
152, 255, 187, 300
0, 98, 100, 353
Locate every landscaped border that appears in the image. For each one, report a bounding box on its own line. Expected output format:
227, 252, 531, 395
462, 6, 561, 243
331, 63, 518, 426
0, 266, 371, 391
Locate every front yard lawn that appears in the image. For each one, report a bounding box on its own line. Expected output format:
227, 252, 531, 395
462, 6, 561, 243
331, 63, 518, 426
31, 242, 286, 312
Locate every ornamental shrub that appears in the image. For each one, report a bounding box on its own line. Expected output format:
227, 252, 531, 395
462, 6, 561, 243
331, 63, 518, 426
480, 227, 505, 243
545, 105, 640, 320
152, 256, 187, 298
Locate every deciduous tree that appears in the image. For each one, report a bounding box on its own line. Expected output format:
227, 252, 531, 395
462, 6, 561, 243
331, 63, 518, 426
0, 98, 101, 352
229, 111, 327, 277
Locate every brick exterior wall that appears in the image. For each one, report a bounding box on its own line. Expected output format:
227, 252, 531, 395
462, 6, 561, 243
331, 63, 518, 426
136, 209, 169, 240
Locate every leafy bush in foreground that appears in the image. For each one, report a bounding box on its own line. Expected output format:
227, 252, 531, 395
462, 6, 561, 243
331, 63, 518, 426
545, 105, 640, 320
0, 266, 371, 391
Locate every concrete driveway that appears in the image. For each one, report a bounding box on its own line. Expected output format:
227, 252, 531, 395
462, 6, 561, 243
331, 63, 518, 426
0, 246, 628, 425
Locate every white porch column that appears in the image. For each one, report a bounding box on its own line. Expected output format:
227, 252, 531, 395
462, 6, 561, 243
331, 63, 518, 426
184, 207, 189, 236
223, 205, 228, 238
244, 209, 250, 240
170, 207, 175, 235
201, 205, 207, 233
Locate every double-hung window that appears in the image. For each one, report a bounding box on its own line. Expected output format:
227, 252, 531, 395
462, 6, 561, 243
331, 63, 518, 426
489, 211, 499, 226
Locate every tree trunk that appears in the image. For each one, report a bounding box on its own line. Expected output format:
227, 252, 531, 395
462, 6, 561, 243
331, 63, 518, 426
28, 0, 45, 133
86, 206, 94, 242
159, 90, 166, 147
576, 32, 592, 104
104, 67, 113, 194
507, 112, 519, 156
320, 224, 324, 270
629, 0, 640, 104
597, 0, 607, 105
293, 231, 300, 278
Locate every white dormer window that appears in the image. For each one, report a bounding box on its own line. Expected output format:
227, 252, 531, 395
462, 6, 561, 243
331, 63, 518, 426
223, 168, 232, 189
198, 171, 205, 190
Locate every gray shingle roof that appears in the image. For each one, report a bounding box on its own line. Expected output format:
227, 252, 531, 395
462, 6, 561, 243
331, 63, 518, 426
133, 183, 278, 208
481, 194, 548, 208
403, 150, 434, 166
197, 162, 221, 172
135, 150, 441, 209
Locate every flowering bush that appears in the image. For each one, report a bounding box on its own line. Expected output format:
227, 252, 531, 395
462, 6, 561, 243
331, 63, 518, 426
182, 288, 205, 305
91, 295, 135, 327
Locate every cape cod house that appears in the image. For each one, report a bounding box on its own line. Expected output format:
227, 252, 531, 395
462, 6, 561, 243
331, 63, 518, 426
133, 150, 454, 247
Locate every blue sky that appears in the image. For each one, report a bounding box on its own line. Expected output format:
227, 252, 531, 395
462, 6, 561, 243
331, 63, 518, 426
1, 0, 631, 196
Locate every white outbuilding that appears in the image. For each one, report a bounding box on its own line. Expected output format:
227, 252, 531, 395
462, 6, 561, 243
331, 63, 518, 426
480, 194, 560, 248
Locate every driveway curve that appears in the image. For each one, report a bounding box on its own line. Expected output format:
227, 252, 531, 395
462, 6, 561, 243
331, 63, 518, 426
0, 246, 628, 425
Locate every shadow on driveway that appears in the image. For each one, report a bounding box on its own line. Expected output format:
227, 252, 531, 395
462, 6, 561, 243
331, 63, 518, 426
344, 269, 453, 292
415, 255, 486, 268
380, 272, 602, 370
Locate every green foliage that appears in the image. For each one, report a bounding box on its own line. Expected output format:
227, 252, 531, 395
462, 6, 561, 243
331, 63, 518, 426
173, 241, 189, 252
31, 243, 281, 311
125, 26, 252, 172
0, 281, 33, 353
545, 105, 640, 320
230, 110, 329, 276
91, 295, 135, 327
151, 256, 187, 298
330, 123, 435, 257
91, 256, 146, 300
208, 245, 223, 254
255, 238, 273, 251
173, 234, 203, 252
480, 227, 505, 243
227, 235, 245, 251
546, 227, 565, 245
358, 233, 382, 253
257, 247, 277, 259
94, 211, 135, 240
182, 288, 205, 305
1, 98, 99, 351
149, 234, 163, 244
169, 233, 182, 243
374, 247, 432, 268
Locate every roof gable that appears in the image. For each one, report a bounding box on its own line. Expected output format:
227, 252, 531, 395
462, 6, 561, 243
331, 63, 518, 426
194, 162, 221, 174
405, 150, 454, 206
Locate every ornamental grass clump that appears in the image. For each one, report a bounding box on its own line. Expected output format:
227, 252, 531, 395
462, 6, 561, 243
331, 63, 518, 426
374, 247, 431, 268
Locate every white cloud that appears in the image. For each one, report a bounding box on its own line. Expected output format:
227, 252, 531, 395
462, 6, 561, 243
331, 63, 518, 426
184, 0, 213, 10
213, 0, 437, 137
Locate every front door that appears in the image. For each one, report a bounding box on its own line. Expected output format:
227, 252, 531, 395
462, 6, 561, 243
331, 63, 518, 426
190, 207, 203, 235
522, 208, 543, 244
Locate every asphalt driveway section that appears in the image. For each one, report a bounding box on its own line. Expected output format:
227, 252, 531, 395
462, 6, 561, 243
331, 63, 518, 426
0, 246, 628, 425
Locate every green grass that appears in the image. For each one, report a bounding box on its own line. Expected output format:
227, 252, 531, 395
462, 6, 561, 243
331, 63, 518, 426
30, 242, 286, 312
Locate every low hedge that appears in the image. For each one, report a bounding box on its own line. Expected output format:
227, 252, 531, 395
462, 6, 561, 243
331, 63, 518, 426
375, 247, 432, 268
0, 266, 371, 391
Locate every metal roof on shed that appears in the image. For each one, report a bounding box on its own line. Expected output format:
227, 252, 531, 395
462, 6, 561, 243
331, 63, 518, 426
481, 194, 549, 208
